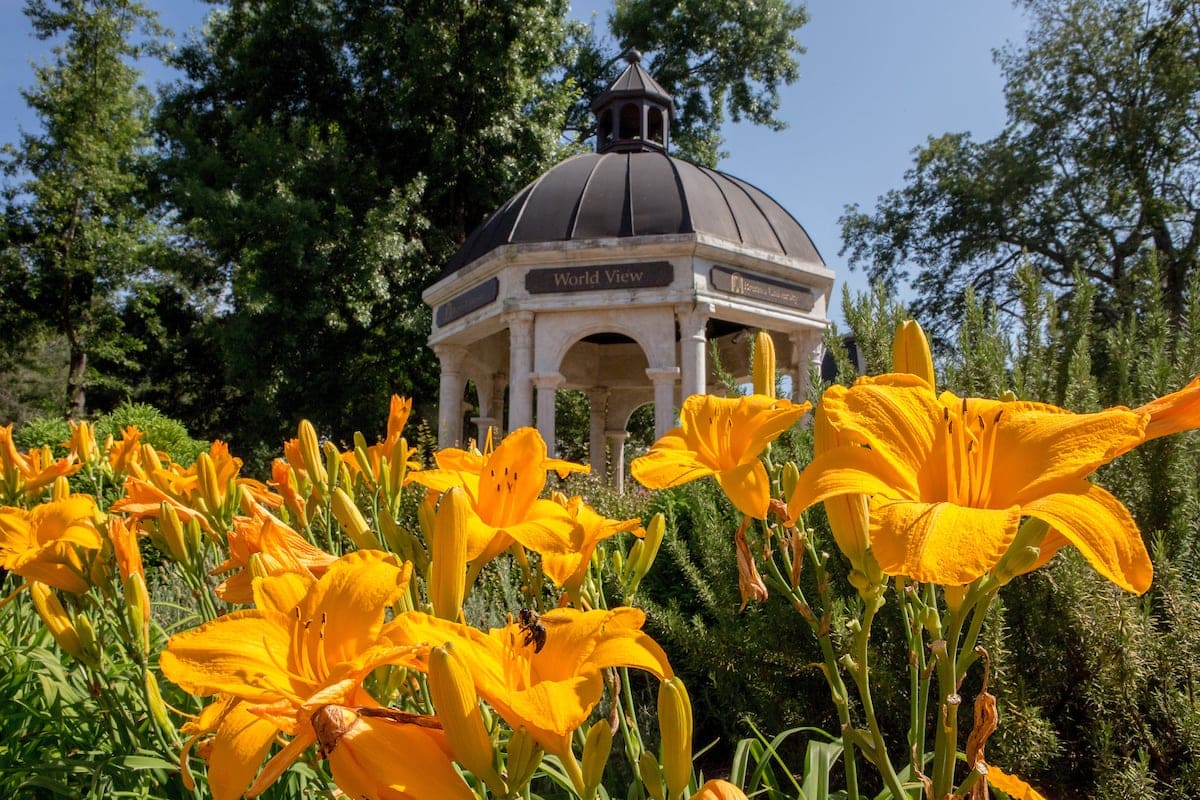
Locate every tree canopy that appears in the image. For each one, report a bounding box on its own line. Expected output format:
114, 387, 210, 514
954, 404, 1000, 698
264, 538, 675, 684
1, 0, 164, 418
840, 0, 1200, 341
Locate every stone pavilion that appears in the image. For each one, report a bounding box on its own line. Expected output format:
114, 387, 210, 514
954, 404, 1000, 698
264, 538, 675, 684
422, 52, 834, 487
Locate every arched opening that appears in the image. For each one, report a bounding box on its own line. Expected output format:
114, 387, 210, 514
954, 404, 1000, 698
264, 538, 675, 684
618, 102, 641, 139
597, 109, 614, 146
647, 106, 665, 145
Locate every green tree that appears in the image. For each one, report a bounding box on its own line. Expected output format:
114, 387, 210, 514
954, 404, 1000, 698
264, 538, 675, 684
564, 0, 808, 165
840, 0, 1200, 340
157, 0, 810, 455
1, 0, 164, 418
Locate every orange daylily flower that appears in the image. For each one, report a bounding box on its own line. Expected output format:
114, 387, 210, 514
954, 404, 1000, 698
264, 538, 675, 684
107, 426, 148, 479
542, 495, 641, 593
0, 496, 104, 593
985, 765, 1049, 800
386, 607, 673, 758
161, 551, 420, 799
344, 395, 419, 483
0, 424, 80, 503
789, 372, 1200, 593
691, 779, 751, 800
311, 704, 474, 800
212, 507, 337, 604
407, 427, 585, 565
65, 420, 101, 466
178, 695, 278, 800
631, 394, 810, 519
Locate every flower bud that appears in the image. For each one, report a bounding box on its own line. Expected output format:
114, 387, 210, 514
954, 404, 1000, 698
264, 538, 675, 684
52, 475, 70, 502
323, 440, 343, 488
780, 461, 800, 499
430, 487, 470, 621
993, 517, 1049, 585
690, 779, 750, 800
297, 419, 328, 488
73, 611, 103, 668
892, 320, 935, 387
29, 581, 85, 662
751, 331, 776, 399
639, 751, 666, 800
143, 668, 176, 736
156, 502, 190, 563
582, 721, 614, 797
124, 572, 151, 655
657, 678, 694, 800
196, 452, 223, 515
627, 513, 665, 593
427, 645, 505, 796
504, 727, 543, 792
331, 488, 381, 550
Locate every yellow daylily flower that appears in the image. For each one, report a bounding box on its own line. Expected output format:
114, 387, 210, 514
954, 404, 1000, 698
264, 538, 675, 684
0, 496, 104, 593
386, 606, 673, 758
161, 550, 420, 799
407, 427, 585, 566
178, 696, 278, 800
0, 424, 80, 504
542, 495, 641, 593
985, 764, 1049, 800
789, 373, 1200, 593
631, 394, 810, 519
311, 704, 474, 800
691, 779, 751, 800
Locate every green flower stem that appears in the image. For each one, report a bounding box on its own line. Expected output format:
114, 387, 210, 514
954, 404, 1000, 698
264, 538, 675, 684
762, 538, 860, 800
848, 590, 909, 800
955, 586, 999, 683
899, 587, 928, 783
931, 601, 969, 798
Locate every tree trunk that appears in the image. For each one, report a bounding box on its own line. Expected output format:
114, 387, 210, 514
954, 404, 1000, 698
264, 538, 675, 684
66, 338, 86, 419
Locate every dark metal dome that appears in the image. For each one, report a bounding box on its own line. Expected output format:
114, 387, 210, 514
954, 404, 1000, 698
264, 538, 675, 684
442, 150, 824, 275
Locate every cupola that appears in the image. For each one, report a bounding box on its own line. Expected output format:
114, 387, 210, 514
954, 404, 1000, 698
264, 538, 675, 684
590, 49, 673, 153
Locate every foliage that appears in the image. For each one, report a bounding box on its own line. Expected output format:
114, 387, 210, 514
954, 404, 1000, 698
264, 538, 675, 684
565, 0, 809, 165
840, 0, 1200, 340
15, 401, 208, 465
0, 0, 165, 418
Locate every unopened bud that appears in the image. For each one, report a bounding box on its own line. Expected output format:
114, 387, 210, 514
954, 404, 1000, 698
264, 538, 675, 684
123, 572, 151, 655
658, 678, 694, 800
639, 751, 666, 800
143, 668, 176, 736
504, 727, 543, 792
428, 645, 505, 796
196, 452, 223, 515
430, 487, 470, 621
52, 475, 70, 502
751, 331, 776, 399
627, 513, 665, 592
297, 419, 328, 488
892, 320, 935, 386
30, 582, 85, 662
323, 440, 342, 489
73, 611, 103, 667
780, 462, 800, 499
157, 503, 190, 563
582, 721, 614, 797
942, 583, 968, 612
331, 488, 381, 550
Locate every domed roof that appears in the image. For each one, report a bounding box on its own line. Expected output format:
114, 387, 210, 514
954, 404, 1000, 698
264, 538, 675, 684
443, 150, 825, 275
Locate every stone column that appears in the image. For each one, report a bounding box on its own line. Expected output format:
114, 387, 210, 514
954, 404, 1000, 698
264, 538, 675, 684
532, 372, 564, 456
433, 344, 468, 448
790, 329, 825, 404
588, 387, 609, 482
606, 430, 629, 493
645, 367, 680, 440
489, 377, 507, 439
506, 312, 535, 431
675, 304, 709, 401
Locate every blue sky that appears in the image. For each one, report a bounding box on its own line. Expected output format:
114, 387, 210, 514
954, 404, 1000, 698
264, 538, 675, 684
0, 1, 1029, 325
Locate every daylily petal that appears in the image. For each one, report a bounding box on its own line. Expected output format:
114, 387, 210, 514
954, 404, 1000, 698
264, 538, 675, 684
629, 432, 716, 489
870, 500, 1023, 586
1022, 480, 1151, 594
714, 461, 771, 519
787, 445, 915, 524
1132, 375, 1200, 446
989, 403, 1145, 506
246, 729, 315, 798
160, 609, 300, 702
985, 764, 1049, 800
314, 705, 474, 800
205, 701, 279, 800
819, 375, 941, 485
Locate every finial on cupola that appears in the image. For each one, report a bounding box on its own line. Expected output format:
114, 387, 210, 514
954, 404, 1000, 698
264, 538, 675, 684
591, 48, 673, 154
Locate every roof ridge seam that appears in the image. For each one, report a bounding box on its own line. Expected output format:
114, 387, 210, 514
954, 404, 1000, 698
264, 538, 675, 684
568, 153, 607, 239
